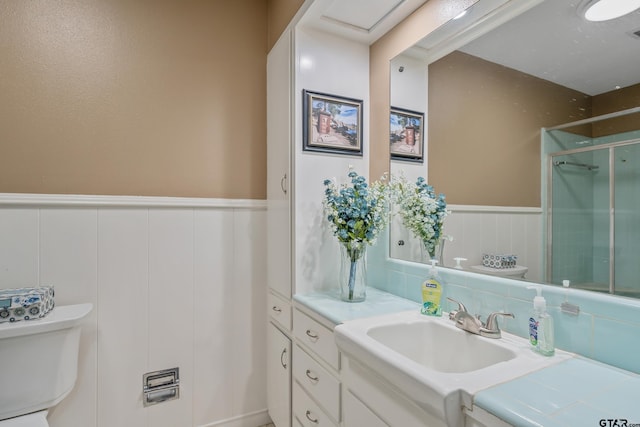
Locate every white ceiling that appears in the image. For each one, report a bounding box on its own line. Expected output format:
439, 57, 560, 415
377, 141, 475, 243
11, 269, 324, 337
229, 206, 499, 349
299, 0, 428, 45
321, 0, 406, 31
299, 0, 640, 96
460, 0, 640, 96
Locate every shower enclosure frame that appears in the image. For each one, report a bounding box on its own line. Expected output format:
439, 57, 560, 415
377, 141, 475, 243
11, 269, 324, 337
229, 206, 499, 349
544, 106, 640, 295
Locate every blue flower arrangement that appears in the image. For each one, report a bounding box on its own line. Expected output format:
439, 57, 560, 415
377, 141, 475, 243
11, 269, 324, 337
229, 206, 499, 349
392, 175, 447, 258
323, 170, 389, 300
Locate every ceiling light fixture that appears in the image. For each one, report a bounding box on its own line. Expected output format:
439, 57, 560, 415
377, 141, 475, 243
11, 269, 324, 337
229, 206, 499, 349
582, 0, 640, 22
453, 10, 467, 20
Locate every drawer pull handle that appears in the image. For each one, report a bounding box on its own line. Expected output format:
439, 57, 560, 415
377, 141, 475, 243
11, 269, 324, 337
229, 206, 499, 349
280, 348, 287, 369
272, 306, 282, 313
305, 410, 319, 423
305, 329, 319, 340
305, 369, 319, 382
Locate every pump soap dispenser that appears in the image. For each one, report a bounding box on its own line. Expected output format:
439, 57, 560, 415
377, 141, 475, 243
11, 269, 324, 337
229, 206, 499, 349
527, 285, 555, 356
453, 257, 467, 270
421, 260, 443, 316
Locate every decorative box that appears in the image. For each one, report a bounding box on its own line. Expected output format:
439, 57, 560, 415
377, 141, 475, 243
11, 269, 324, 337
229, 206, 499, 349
0, 286, 55, 323
482, 254, 518, 269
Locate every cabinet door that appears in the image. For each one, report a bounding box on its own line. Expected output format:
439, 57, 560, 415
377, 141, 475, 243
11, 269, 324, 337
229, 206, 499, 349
344, 390, 388, 427
267, 322, 291, 427
267, 29, 292, 300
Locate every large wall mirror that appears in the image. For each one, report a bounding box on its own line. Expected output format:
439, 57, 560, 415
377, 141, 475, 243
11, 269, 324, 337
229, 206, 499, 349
387, 0, 640, 297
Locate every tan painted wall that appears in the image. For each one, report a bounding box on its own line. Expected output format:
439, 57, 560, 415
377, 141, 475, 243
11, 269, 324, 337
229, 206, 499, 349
428, 51, 591, 206
0, 0, 269, 198
267, 0, 304, 51
592, 83, 640, 137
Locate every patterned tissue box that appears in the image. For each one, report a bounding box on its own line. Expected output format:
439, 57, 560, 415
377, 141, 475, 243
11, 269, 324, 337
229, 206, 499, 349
0, 286, 55, 323
482, 254, 517, 269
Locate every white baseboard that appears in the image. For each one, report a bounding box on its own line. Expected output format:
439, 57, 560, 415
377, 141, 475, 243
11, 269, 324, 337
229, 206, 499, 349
199, 409, 271, 427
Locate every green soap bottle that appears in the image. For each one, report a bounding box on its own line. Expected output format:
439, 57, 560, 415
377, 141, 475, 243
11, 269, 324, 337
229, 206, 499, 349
421, 260, 443, 316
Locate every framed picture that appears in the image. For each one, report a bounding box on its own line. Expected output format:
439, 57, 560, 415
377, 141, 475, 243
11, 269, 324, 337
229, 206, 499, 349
390, 107, 424, 162
303, 90, 363, 156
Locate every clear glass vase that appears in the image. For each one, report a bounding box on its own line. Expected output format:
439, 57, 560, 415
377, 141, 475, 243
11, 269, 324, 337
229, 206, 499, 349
420, 239, 437, 264
340, 241, 367, 302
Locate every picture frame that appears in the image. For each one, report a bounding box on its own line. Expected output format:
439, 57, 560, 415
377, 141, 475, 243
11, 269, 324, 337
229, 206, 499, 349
390, 107, 425, 163
303, 90, 363, 156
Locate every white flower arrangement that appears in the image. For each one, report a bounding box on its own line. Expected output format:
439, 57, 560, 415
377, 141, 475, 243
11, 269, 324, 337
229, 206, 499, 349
391, 175, 448, 258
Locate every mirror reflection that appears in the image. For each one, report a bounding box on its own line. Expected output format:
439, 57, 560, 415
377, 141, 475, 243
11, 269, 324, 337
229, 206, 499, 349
389, 0, 640, 297
545, 109, 640, 298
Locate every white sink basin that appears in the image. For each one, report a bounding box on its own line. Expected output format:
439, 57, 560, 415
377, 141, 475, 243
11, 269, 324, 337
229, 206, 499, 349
367, 320, 516, 373
335, 310, 572, 427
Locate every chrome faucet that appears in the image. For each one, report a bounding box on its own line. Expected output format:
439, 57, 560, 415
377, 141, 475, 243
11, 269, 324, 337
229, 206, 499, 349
446, 297, 514, 339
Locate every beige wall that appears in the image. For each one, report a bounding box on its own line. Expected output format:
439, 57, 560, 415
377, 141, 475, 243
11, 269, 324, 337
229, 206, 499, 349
592, 83, 640, 137
267, 0, 304, 51
428, 51, 591, 206
0, 0, 272, 199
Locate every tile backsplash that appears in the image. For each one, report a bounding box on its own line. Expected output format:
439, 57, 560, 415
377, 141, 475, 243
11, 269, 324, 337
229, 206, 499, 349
369, 233, 640, 374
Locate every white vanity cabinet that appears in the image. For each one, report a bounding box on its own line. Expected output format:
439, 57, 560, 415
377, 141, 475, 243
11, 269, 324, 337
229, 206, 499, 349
266, 27, 292, 303
267, 322, 292, 427
343, 389, 388, 427
292, 307, 341, 427
464, 406, 512, 427
267, 26, 293, 427
268, 291, 292, 331
340, 356, 446, 427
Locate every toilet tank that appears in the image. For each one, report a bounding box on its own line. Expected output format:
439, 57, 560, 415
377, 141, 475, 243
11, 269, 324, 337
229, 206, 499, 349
0, 303, 92, 421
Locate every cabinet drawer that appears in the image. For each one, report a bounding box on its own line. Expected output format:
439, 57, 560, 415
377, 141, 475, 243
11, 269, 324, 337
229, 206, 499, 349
268, 292, 291, 331
293, 381, 338, 427
293, 309, 339, 370
293, 345, 340, 420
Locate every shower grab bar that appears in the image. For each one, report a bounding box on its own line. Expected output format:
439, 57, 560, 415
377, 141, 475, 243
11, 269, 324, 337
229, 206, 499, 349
553, 160, 599, 170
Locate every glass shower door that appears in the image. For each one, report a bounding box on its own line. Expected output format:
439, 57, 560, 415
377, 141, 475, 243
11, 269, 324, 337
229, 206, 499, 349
550, 150, 609, 292
614, 143, 640, 297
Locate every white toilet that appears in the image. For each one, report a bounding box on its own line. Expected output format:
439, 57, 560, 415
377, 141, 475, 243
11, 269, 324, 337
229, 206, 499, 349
0, 303, 92, 426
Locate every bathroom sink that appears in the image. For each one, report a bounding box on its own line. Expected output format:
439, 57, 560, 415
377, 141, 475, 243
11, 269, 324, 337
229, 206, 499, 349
334, 310, 572, 427
367, 320, 516, 373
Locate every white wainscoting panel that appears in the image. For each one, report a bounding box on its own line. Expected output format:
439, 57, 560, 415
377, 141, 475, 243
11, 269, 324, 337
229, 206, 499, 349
0, 208, 39, 286
193, 209, 236, 425
97, 208, 150, 426
0, 195, 267, 427
147, 209, 196, 427
231, 209, 268, 415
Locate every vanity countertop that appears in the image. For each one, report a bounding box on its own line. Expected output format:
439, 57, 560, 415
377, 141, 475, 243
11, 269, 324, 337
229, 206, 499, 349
474, 357, 640, 427
293, 287, 420, 325
294, 288, 640, 427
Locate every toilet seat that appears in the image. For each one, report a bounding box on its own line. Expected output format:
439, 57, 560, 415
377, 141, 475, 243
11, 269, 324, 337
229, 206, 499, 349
0, 411, 48, 427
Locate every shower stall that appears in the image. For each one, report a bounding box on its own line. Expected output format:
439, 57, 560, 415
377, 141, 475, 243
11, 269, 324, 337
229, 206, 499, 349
543, 107, 640, 297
